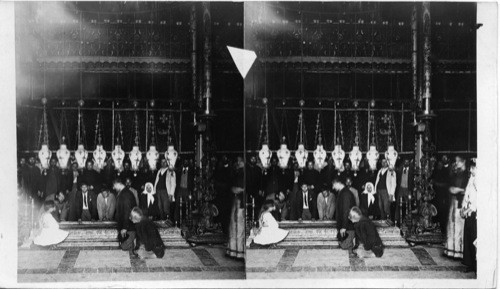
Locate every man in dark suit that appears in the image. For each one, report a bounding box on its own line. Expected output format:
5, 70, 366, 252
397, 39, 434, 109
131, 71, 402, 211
290, 182, 316, 221
246, 155, 263, 222
78, 160, 102, 195
334, 178, 356, 251
113, 178, 138, 243
71, 182, 98, 221
396, 158, 414, 225
176, 159, 195, 223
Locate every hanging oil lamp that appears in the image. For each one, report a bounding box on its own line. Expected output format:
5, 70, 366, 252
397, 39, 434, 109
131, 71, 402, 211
259, 142, 272, 169
112, 139, 125, 173
385, 143, 398, 170
350, 111, 362, 175
56, 136, 70, 170
277, 136, 290, 169
129, 103, 142, 176
147, 143, 159, 171
294, 106, 308, 169
332, 140, 345, 172
165, 143, 178, 170
93, 110, 106, 171
295, 143, 308, 169
75, 143, 88, 169
38, 98, 51, 174
367, 144, 379, 171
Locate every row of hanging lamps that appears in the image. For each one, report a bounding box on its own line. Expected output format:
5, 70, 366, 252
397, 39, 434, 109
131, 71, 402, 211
129, 100, 142, 176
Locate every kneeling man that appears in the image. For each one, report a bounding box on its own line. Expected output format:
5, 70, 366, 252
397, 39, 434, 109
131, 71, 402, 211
349, 206, 384, 258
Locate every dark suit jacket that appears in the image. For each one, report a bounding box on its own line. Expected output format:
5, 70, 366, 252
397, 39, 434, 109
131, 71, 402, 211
290, 189, 317, 220
115, 188, 137, 232
72, 190, 99, 220
135, 218, 165, 252
335, 187, 356, 234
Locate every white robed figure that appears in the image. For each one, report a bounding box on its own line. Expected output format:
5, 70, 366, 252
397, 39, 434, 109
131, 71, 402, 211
33, 201, 69, 247
253, 200, 288, 246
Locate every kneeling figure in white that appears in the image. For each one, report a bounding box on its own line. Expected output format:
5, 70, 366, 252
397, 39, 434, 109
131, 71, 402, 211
34, 200, 69, 247
253, 200, 289, 246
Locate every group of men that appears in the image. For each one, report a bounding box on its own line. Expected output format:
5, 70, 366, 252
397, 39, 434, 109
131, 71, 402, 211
18, 155, 195, 224
247, 155, 415, 225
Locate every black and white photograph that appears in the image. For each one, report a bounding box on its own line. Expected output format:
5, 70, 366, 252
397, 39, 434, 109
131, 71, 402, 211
0, 0, 498, 288
243, 1, 490, 281
14, 1, 245, 282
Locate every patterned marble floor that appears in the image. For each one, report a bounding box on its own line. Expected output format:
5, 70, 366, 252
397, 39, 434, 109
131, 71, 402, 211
246, 245, 476, 279
18, 245, 245, 282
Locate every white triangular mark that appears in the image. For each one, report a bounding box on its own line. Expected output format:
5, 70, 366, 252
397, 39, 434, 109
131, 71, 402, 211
227, 46, 257, 79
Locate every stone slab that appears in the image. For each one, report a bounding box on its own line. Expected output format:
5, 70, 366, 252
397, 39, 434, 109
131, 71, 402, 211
18, 250, 66, 269
293, 249, 350, 267
74, 250, 131, 268
363, 248, 421, 267
145, 249, 204, 268
246, 249, 285, 268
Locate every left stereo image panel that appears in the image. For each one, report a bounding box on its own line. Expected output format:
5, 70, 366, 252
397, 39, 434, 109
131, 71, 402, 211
15, 1, 245, 282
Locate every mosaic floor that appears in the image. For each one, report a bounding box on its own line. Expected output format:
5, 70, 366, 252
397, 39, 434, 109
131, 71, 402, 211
246, 245, 476, 279
18, 245, 245, 282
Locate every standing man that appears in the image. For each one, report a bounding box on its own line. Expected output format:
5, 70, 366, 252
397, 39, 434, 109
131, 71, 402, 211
44, 158, 61, 202
125, 178, 140, 208
333, 178, 356, 252
154, 158, 176, 223
396, 159, 414, 225
177, 159, 194, 223
317, 185, 335, 220
374, 159, 397, 221
97, 189, 116, 221
78, 160, 102, 195
246, 155, 263, 223
290, 182, 316, 221
346, 177, 360, 207
114, 179, 137, 246
72, 182, 98, 221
